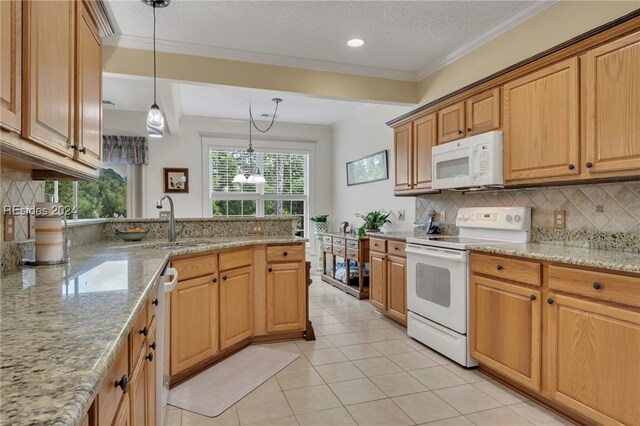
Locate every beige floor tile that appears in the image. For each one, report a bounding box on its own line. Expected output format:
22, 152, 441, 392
370, 371, 429, 397
420, 415, 474, 425
389, 351, 439, 371
303, 348, 348, 366
259, 341, 302, 354
355, 329, 396, 343
392, 391, 460, 424
328, 377, 387, 405
508, 402, 573, 426
283, 356, 313, 372
249, 377, 282, 395
465, 407, 534, 425
164, 406, 182, 426
314, 361, 366, 383
337, 343, 383, 360
443, 364, 486, 384
308, 315, 342, 325
383, 327, 411, 339
434, 384, 502, 414
296, 406, 357, 426
181, 406, 239, 425
276, 367, 325, 390
370, 339, 416, 355
284, 384, 342, 415
353, 356, 403, 377
409, 366, 466, 390
244, 416, 299, 426
346, 398, 414, 426
236, 390, 294, 425
472, 380, 528, 405
315, 323, 353, 335
326, 332, 367, 347
420, 349, 454, 366
295, 336, 334, 352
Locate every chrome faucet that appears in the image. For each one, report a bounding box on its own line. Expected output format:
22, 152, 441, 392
156, 195, 184, 242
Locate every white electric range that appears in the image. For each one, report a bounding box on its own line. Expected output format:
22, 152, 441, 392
405, 206, 531, 367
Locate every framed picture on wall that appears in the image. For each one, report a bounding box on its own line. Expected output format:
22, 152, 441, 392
346, 150, 388, 186
163, 168, 189, 193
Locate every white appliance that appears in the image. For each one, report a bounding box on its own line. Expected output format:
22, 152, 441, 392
431, 131, 503, 190
406, 207, 531, 367
158, 264, 178, 426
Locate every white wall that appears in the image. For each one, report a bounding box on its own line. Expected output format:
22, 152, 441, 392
103, 110, 333, 221
330, 104, 415, 232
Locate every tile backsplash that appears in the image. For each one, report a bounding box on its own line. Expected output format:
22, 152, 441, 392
0, 168, 44, 241
416, 181, 640, 235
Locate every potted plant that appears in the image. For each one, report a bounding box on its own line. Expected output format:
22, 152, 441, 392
310, 214, 329, 234
354, 210, 391, 234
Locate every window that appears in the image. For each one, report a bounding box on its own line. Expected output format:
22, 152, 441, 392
210, 149, 308, 237
44, 168, 127, 220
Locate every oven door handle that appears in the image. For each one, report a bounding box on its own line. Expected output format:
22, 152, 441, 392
406, 246, 467, 261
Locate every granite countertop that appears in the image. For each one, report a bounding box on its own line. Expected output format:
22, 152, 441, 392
365, 231, 420, 242
0, 236, 304, 426
469, 243, 640, 274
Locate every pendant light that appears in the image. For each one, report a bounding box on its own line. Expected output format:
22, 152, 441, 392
142, 0, 170, 137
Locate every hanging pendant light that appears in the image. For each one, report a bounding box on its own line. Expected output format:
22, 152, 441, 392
142, 0, 170, 137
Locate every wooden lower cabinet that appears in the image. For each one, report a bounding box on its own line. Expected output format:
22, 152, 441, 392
470, 275, 542, 392
113, 396, 130, 426
369, 242, 407, 326
369, 252, 387, 311
220, 266, 253, 349
129, 350, 146, 426
170, 274, 218, 376
266, 262, 305, 333
547, 293, 640, 426
146, 327, 157, 426
386, 255, 407, 325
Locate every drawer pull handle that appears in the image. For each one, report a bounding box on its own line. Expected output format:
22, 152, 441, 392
283, 251, 288, 256
115, 375, 128, 393
547, 298, 554, 305
146, 352, 154, 362
496, 264, 503, 271
593, 282, 602, 290
150, 341, 156, 350
152, 298, 159, 306
140, 326, 149, 337
268, 267, 273, 272
529, 294, 537, 301
222, 275, 227, 281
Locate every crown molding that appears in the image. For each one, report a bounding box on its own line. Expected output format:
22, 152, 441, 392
415, 1, 556, 81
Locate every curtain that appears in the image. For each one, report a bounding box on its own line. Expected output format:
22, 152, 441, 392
102, 136, 148, 165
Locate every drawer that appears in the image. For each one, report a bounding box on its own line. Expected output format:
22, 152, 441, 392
322, 242, 332, 253
346, 239, 359, 249
333, 237, 345, 246
549, 265, 640, 308
322, 235, 332, 244
172, 254, 217, 281
266, 244, 304, 262
388, 241, 406, 257
219, 247, 252, 271
97, 340, 128, 426
370, 237, 387, 253
129, 303, 149, 369
346, 248, 359, 261
333, 245, 346, 257
471, 253, 541, 286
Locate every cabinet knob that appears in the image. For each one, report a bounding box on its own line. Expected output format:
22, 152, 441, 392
150, 341, 156, 350
586, 162, 593, 169
568, 164, 575, 170
79, 147, 86, 154
71, 144, 79, 151
467, 127, 472, 132
268, 267, 273, 272
115, 375, 128, 393
212, 277, 217, 283
496, 264, 503, 271
146, 352, 154, 362
222, 275, 227, 281
140, 326, 149, 337
394, 247, 398, 250
152, 298, 159, 306
547, 298, 554, 305
283, 251, 288, 256
529, 294, 537, 301
593, 282, 602, 290
458, 130, 463, 135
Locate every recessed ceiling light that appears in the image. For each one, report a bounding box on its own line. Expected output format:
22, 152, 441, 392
347, 38, 365, 47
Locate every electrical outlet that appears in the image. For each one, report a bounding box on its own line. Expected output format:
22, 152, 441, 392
398, 209, 405, 221
159, 210, 170, 219
4, 212, 15, 241
250, 225, 264, 235
554, 210, 565, 229
440, 210, 446, 222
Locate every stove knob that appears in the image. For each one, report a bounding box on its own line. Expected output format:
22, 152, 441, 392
505, 214, 513, 223
514, 214, 522, 223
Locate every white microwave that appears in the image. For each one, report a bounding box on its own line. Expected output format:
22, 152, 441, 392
431, 131, 503, 190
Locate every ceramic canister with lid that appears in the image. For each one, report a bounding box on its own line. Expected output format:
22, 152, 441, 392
34, 202, 65, 263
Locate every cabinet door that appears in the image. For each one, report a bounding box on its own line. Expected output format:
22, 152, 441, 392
387, 255, 407, 325
369, 252, 387, 311
130, 351, 147, 426
266, 262, 305, 333
584, 31, 640, 175
75, 1, 102, 168
394, 123, 412, 191
146, 327, 157, 426
23, 0, 74, 155
412, 114, 436, 190
547, 294, 640, 426
503, 58, 579, 182
470, 275, 541, 391
1, 0, 21, 132
170, 275, 219, 376
113, 396, 130, 426
465, 88, 500, 135
220, 266, 253, 349
438, 101, 465, 144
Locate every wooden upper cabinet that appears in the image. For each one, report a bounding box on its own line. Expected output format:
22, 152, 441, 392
503, 58, 580, 182
412, 113, 437, 190
1, 0, 21, 132
22, 0, 75, 156
438, 101, 465, 144
220, 265, 253, 349
547, 294, 640, 426
386, 255, 407, 325
465, 88, 500, 136
393, 123, 412, 191
584, 31, 640, 175
266, 262, 305, 333
75, 0, 102, 168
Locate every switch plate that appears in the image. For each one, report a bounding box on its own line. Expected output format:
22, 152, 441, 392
440, 210, 446, 222
4, 212, 15, 241
553, 210, 565, 229
398, 209, 405, 221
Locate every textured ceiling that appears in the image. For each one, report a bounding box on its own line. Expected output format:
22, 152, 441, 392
104, 0, 553, 80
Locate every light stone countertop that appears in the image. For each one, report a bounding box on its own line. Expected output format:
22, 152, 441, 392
366, 231, 421, 242
0, 236, 305, 426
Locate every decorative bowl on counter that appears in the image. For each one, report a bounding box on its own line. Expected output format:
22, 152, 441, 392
116, 228, 149, 242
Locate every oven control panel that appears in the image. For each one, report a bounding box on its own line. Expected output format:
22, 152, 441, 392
456, 207, 531, 231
